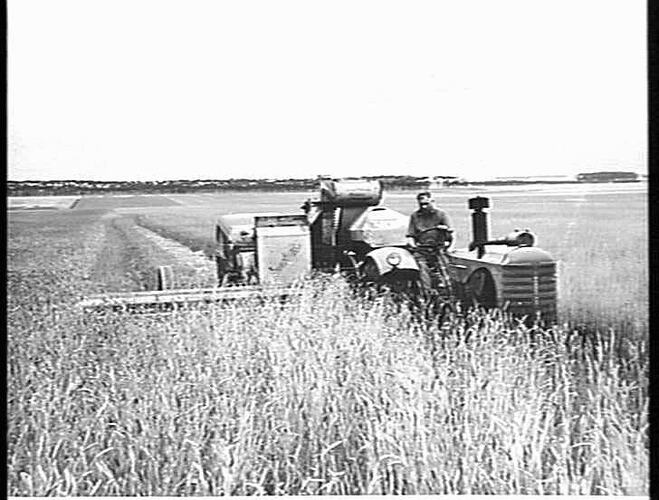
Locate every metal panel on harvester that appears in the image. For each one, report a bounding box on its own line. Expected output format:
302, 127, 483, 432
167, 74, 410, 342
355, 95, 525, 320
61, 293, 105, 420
255, 215, 311, 284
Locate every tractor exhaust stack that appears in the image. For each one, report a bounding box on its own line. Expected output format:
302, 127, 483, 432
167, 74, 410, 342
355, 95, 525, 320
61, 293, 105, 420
468, 196, 490, 258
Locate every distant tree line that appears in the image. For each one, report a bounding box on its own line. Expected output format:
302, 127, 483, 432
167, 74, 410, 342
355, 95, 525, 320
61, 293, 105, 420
575, 171, 640, 183
6, 176, 433, 196
7, 171, 641, 196
6, 178, 313, 196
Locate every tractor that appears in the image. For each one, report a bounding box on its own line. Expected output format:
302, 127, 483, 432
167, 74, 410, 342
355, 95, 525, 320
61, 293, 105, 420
80, 177, 557, 323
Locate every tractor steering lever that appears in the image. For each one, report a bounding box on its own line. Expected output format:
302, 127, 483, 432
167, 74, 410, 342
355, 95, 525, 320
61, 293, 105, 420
416, 225, 453, 234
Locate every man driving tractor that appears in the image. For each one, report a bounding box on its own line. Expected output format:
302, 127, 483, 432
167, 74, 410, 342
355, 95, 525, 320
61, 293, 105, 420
407, 191, 454, 291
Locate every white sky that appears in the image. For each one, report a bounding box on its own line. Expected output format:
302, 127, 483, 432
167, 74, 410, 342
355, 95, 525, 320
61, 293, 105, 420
7, 0, 647, 181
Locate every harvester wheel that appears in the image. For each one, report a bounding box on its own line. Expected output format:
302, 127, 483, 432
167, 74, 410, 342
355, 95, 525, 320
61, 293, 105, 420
360, 257, 380, 283
357, 258, 418, 301
157, 265, 175, 291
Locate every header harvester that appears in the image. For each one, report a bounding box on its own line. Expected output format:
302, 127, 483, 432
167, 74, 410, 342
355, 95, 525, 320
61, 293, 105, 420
80, 178, 557, 323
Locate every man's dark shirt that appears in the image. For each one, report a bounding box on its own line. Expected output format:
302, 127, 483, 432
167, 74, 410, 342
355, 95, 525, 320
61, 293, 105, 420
407, 206, 452, 245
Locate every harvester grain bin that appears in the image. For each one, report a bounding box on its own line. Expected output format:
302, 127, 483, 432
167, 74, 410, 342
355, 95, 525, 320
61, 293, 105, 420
79, 178, 557, 323
215, 213, 312, 286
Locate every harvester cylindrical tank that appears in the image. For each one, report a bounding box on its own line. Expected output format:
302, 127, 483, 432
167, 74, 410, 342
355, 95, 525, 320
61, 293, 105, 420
321, 179, 382, 207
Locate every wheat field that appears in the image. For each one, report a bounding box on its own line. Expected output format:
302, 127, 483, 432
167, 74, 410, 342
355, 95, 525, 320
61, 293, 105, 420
6, 185, 648, 495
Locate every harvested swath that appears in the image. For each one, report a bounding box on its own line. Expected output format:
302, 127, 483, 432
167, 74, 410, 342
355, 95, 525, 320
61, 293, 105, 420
134, 210, 217, 257
90, 215, 216, 292
132, 224, 216, 288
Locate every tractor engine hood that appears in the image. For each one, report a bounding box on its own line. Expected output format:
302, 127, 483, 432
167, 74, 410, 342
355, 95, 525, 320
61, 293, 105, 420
348, 206, 409, 248
451, 245, 554, 266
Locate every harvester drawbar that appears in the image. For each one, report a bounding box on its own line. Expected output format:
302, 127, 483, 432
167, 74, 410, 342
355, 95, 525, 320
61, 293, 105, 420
80, 178, 558, 324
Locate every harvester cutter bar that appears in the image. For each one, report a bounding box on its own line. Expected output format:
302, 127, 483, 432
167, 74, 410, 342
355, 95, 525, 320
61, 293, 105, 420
78, 285, 302, 313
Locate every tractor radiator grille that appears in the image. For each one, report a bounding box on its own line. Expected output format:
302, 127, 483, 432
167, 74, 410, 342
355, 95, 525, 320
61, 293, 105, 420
501, 262, 557, 323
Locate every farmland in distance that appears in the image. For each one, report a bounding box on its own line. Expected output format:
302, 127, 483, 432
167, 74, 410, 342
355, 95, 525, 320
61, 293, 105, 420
6, 182, 648, 495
